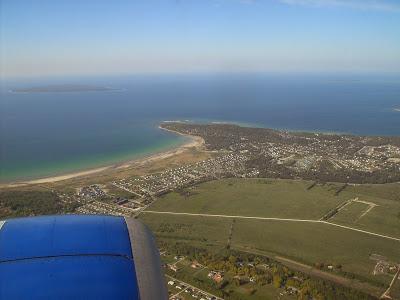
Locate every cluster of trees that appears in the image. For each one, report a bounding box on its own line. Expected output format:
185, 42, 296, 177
0, 189, 76, 219
157, 222, 195, 235
160, 241, 377, 300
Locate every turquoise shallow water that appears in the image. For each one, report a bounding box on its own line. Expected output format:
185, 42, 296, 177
1, 132, 187, 182
1, 73, 399, 182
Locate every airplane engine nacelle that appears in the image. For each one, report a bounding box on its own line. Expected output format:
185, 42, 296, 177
0, 215, 168, 300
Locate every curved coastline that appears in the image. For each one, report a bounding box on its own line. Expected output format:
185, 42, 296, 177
0, 127, 204, 188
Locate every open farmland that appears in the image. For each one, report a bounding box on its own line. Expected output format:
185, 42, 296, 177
148, 178, 347, 220
231, 219, 399, 284
141, 178, 400, 297
141, 211, 398, 285
331, 187, 400, 238
139, 213, 232, 247
344, 183, 400, 202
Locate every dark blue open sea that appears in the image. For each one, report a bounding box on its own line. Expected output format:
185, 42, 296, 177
1, 73, 399, 182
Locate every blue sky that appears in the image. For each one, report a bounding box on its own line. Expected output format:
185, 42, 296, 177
1, 0, 400, 78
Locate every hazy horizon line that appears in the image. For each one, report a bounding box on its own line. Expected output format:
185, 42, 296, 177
2, 70, 400, 82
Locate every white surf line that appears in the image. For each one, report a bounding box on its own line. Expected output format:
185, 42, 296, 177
143, 211, 400, 242
0, 220, 5, 230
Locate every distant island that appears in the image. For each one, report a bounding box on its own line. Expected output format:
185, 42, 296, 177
11, 84, 117, 93
394, 108, 400, 112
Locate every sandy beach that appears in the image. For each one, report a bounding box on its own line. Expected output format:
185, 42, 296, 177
0, 128, 204, 188
2, 167, 112, 187
115, 127, 204, 169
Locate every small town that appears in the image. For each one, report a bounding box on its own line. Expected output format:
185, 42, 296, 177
161, 123, 400, 183
66, 123, 400, 219
71, 151, 250, 217
2, 123, 400, 300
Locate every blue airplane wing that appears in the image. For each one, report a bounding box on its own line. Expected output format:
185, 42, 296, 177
0, 215, 167, 300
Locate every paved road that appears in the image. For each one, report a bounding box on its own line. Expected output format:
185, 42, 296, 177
143, 210, 400, 242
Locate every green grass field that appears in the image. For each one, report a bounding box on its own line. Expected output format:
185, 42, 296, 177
149, 178, 347, 220
140, 213, 231, 247
141, 212, 398, 285
148, 178, 400, 239
103, 183, 138, 199
330, 201, 368, 224
141, 178, 400, 294
224, 282, 295, 300
231, 219, 399, 282
345, 183, 400, 202
331, 187, 400, 238
391, 281, 400, 299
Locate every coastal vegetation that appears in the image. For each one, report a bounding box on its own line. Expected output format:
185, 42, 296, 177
0, 189, 76, 219
1, 123, 400, 299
